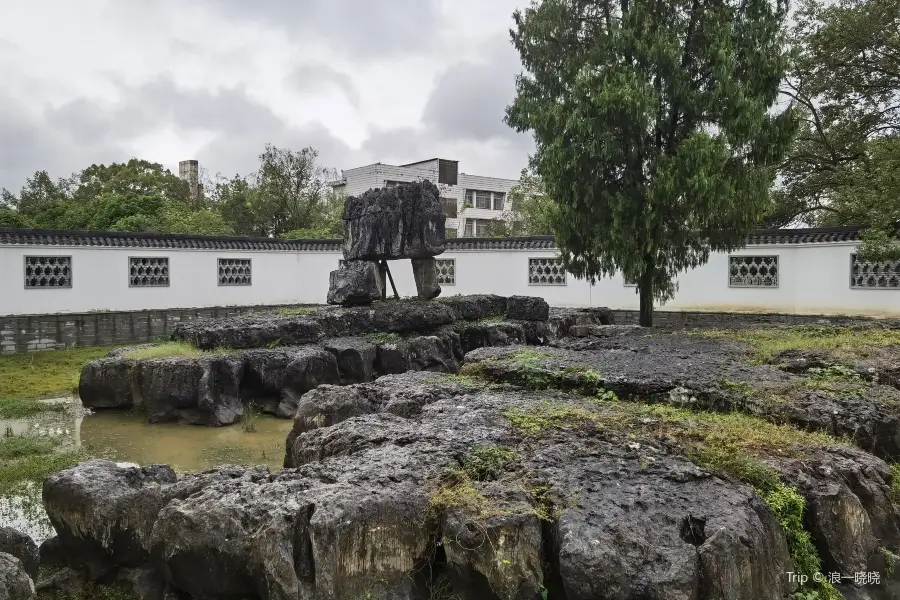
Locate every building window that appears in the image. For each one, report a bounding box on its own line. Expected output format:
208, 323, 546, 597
850, 254, 900, 289
384, 180, 405, 188
463, 219, 494, 237
218, 258, 251, 286
729, 255, 778, 287
129, 257, 170, 287
24, 256, 71, 288
529, 257, 566, 285
466, 190, 506, 211
493, 193, 505, 211
440, 197, 458, 218
475, 191, 492, 209
446, 228, 457, 239
436, 259, 455, 285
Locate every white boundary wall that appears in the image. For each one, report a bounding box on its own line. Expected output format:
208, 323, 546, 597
1, 239, 898, 317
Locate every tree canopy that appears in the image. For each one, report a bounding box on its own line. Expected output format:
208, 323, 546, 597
771, 0, 900, 257
485, 168, 557, 237
0, 145, 343, 239
506, 0, 797, 325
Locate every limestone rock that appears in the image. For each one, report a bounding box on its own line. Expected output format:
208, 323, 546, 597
79, 357, 136, 409
327, 260, 384, 306
135, 355, 244, 426
0, 552, 34, 600
280, 346, 341, 418
342, 179, 446, 261
411, 257, 441, 299
0, 528, 38, 580
506, 295, 550, 321
323, 337, 377, 384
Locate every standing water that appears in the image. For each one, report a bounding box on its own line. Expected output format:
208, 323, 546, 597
0, 394, 293, 542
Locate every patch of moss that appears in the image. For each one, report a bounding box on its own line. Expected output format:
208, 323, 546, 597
503, 403, 598, 436
427, 468, 492, 520
276, 306, 318, 317
363, 332, 403, 344
697, 325, 900, 363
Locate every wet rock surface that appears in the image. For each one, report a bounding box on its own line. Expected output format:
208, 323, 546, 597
46, 356, 900, 599
0, 527, 38, 580
326, 260, 384, 306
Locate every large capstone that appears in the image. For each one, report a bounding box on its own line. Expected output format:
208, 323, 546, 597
342, 180, 446, 261
327, 260, 384, 306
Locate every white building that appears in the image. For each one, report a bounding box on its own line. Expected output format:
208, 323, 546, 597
331, 158, 517, 238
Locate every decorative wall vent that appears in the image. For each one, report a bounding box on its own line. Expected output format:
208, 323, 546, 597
129, 257, 169, 287
728, 255, 778, 287
529, 257, 566, 285
436, 259, 455, 285
850, 254, 900, 289
24, 256, 71, 288
218, 258, 251, 286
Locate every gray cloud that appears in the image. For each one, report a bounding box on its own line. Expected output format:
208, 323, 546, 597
288, 64, 360, 109
422, 38, 522, 142
196, 0, 441, 59
0, 94, 124, 191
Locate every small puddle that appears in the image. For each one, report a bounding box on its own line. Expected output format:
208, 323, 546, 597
1, 394, 293, 543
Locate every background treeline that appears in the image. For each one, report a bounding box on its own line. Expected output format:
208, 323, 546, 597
0, 145, 344, 239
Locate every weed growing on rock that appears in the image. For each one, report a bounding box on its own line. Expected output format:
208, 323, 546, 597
127, 342, 205, 359
697, 325, 900, 363
462, 445, 518, 481
503, 403, 597, 435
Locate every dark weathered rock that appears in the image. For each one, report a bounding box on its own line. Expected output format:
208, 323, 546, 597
455, 322, 528, 353
548, 306, 616, 337
327, 260, 384, 306
79, 357, 136, 409
0, 552, 34, 600
237, 348, 292, 416
323, 337, 377, 384
0, 528, 38, 580
506, 295, 550, 321
38, 536, 66, 570
135, 355, 244, 426
438, 294, 508, 322
411, 257, 441, 299
41, 461, 178, 579
173, 315, 321, 351
342, 179, 445, 261
280, 346, 341, 418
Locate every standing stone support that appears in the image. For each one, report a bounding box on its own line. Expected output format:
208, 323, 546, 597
412, 258, 441, 300
327, 261, 384, 305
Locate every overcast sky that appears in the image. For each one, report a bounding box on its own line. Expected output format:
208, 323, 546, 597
0, 0, 534, 191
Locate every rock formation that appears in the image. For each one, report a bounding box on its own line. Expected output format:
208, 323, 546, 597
52, 315, 900, 599
328, 180, 447, 304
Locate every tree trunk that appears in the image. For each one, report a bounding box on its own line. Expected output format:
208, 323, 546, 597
639, 260, 654, 327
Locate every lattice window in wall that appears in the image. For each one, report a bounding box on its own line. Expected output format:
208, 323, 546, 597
218, 258, 251, 286
850, 254, 900, 289
24, 256, 72, 288
129, 257, 169, 287
436, 259, 455, 285
728, 255, 778, 287
529, 257, 566, 285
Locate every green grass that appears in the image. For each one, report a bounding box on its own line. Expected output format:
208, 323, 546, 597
241, 405, 261, 433
0, 345, 123, 402
125, 342, 204, 360
0, 397, 69, 420
892, 464, 900, 506
0, 446, 85, 496
0, 436, 56, 460
697, 325, 900, 363
461, 445, 517, 481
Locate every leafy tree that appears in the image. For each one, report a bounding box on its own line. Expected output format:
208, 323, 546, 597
505, 0, 797, 325
485, 168, 557, 237
773, 0, 900, 257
